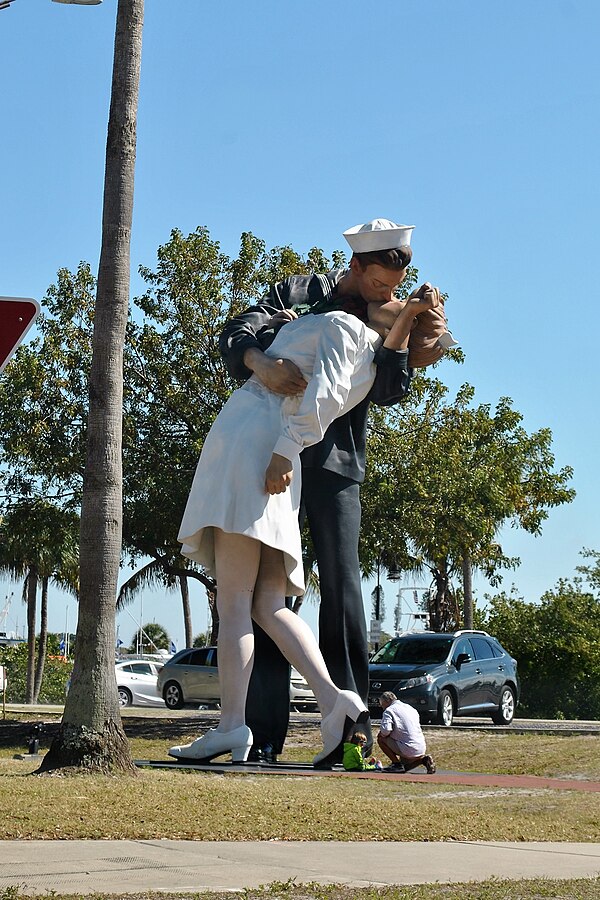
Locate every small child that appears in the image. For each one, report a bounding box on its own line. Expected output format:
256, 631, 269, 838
342, 731, 383, 772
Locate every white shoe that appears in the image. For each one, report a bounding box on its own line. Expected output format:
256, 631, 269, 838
168, 725, 253, 763
313, 690, 368, 766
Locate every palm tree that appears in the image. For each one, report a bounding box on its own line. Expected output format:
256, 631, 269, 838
117, 558, 196, 648
32, 533, 79, 703
129, 621, 170, 654
0, 500, 79, 702
41, 0, 144, 773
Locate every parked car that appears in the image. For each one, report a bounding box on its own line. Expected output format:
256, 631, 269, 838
156, 646, 316, 710
368, 630, 519, 727
115, 659, 166, 708
290, 668, 317, 710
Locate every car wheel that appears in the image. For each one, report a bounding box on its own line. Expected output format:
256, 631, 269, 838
436, 689, 454, 727
492, 686, 515, 725
163, 680, 185, 710
118, 687, 132, 708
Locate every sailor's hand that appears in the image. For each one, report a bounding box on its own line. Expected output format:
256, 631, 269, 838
244, 349, 308, 395
265, 453, 294, 494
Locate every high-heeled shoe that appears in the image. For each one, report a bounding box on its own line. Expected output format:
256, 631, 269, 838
313, 690, 368, 766
168, 725, 253, 763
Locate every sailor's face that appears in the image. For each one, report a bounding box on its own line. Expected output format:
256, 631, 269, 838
351, 260, 407, 304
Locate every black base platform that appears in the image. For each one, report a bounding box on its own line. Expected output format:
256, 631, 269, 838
134, 758, 359, 776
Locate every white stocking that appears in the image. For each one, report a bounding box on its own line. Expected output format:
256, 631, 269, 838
213, 529, 261, 733
251, 543, 339, 717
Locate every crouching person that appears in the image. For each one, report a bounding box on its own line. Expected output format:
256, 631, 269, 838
377, 691, 436, 774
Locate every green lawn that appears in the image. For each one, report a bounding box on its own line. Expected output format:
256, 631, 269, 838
2, 880, 600, 900
1, 726, 599, 842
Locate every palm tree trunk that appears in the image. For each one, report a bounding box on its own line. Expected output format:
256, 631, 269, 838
179, 574, 193, 648
41, 0, 144, 774
207, 589, 219, 645
32, 576, 49, 703
25, 566, 38, 704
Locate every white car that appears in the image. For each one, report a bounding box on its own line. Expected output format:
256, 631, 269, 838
115, 659, 165, 708
290, 668, 318, 710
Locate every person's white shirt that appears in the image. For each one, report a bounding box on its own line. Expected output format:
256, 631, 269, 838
379, 699, 426, 759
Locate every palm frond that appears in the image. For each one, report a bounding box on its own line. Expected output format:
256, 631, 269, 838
117, 559, 177, 611
302, 566, 320, 605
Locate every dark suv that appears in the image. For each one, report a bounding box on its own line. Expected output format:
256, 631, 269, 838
368, 630, 519, 727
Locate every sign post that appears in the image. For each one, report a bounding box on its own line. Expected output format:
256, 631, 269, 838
0, 297, 40, 374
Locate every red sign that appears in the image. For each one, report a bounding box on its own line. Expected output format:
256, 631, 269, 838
0, 297, 40, 374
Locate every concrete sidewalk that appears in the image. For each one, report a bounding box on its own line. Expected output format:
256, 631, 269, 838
1, 840, 600, 894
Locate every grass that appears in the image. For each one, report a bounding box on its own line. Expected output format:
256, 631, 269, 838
1, 724, 600, 841
2, 881, 600, 900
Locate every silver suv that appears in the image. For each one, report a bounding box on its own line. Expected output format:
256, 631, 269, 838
368, 630, 520, 727
156, 646, 316, 711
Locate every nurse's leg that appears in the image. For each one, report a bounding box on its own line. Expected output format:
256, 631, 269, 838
252, 544, 367, 763
213, 529, 261, 732
168, 529, 260, 761
251, 544, 337, 713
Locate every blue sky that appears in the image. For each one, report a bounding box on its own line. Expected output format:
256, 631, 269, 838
1, 0, 599, 648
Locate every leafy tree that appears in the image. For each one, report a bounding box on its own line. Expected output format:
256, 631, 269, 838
0, 501, 78, 702
122, 226, 348, 637
0, 641, 73, 704
361, 382, 575, 631
0, 262, 95, 500
483, 582, 600, 719
576, 549, 600, 592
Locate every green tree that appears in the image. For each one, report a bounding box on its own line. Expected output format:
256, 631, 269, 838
129, 621, 170, 654
361, 383, 575, 631
0, 641, 73, 705
483, 582, 600, 719
122, 226, 347, 639
0, 501, 78, 703
0, 262, 95, 500
576, 548, 600, 592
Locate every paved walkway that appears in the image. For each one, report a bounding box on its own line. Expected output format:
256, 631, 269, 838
1, 840, 600, 894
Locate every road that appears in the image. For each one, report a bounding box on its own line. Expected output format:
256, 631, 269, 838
3, 703, 600, 734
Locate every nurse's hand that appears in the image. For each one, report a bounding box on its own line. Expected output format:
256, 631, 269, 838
265, 453, 294, 494
267, 309, 298, 327
408, 282, 441, 309
245, 349, 307, 395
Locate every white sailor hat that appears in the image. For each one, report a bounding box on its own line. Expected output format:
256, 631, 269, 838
343, 218, 415, 253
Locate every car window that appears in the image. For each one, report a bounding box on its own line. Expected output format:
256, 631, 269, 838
489, 641, 504, 658
174, 651, 192, 666
189, 649, 213, 666
129, 662, 153, 675
470, 637, 496, 660
372, 637, 453, 665
370, 641, 399, 663
120, 664, 133, 673
453, 638, 473, 661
